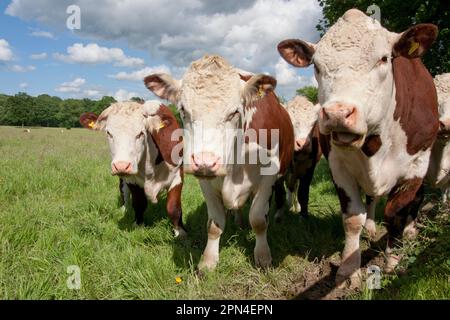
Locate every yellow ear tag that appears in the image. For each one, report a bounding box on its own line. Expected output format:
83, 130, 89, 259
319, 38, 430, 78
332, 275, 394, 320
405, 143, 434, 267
408, 41, 420, 56
158, 122, 166, 130
88, 121, 95, 128
258, 85, 265, 98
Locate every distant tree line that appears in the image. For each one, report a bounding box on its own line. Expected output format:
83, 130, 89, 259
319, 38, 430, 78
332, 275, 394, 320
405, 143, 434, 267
0, 93, 148, 128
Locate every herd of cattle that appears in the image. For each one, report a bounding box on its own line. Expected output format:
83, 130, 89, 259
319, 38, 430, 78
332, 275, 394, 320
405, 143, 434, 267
79, 9, 449, 288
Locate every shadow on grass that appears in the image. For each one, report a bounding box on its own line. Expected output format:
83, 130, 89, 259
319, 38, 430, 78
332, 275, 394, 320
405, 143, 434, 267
117, 193, 170, 231
171, 181, 344, 272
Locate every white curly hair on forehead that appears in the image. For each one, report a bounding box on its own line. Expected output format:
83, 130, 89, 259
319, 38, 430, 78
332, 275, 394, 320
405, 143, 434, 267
94, 101, 144, 130
434, 73, 450, 117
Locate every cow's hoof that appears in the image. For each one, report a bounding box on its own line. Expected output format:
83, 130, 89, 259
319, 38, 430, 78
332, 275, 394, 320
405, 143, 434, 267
174, 228, 188, 239
198, 255, 218, 271
403, 223, 418, 240
335, 269, 362, 289
364, 219, 377, 240
120, 205, 126, 213
385, 254, 402, 274
255, 250, 272, 270
299, 211, 309, 219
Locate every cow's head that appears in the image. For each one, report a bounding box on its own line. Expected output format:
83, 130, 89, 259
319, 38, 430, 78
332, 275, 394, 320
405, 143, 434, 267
278, 8, 438, 148
144, 55, 276, 178
285, 96, 320, 152
80, 102, 156, 176
434, 73, 450, 136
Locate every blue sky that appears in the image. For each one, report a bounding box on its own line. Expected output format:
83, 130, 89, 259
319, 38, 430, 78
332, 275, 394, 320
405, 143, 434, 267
0, 0, 321, 101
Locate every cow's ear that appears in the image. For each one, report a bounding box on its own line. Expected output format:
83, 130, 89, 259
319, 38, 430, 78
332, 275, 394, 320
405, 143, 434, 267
79, 112, 100, 130
277, 39, 316, 67
142, 102, 172, 133
393, 24, 438, 59
144, 73, 181, 104
242, 74, 277, 104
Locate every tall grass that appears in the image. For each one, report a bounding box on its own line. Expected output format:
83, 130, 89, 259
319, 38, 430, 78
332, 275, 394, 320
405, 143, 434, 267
0, 126, 447, 299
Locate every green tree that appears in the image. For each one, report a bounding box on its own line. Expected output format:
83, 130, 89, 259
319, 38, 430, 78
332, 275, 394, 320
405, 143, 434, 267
296, 86, 319, 104
3, 92, 36, 126
317, 0, 450, 75
131, 97, 145, 104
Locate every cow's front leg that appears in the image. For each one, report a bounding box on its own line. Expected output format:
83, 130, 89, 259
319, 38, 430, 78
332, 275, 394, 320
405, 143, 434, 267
364, 195, 378, 240
297, 164, 316, 218
335, 183, 366, 288
384, 178, 424, 273
273, 178, 286, 223
250, 176, 276, 269
198, 180, 226, 271
443, 186, 449, 203
127, 183, 148, 225
166, 183, 187, 238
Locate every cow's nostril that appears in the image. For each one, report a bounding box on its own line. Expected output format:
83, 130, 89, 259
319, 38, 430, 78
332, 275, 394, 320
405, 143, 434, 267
321, 108, 330, 121
345, 107, 356, 119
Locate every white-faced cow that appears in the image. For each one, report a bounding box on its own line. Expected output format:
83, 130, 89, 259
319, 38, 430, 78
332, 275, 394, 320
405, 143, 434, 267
273, 96, 322, 221
144, 55, 294, 270
80, 101, 186, 237
278, 9, 439, 287
427, 73, 450, 202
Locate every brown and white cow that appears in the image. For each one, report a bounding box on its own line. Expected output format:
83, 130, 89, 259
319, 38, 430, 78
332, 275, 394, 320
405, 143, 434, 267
278, 9, 439, 286
427, 73, 450, 202
273, 96, 322, 220
144, 55, 294, 270
79, 101, 186, 237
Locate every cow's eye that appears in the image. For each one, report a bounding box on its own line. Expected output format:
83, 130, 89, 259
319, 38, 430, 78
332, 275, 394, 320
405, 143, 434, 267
106, 130, 113, 138
377, 56, 389, 66
136, 131, 145, 139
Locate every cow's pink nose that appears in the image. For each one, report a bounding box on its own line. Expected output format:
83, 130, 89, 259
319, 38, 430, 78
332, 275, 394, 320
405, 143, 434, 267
295, 138, 310, 152
112, 161, 132, 175
322, 103, 356, 121
191, 152, 221, 175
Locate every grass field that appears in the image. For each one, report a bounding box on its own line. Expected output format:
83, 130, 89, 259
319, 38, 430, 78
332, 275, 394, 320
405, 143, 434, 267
0, 126, 448, 300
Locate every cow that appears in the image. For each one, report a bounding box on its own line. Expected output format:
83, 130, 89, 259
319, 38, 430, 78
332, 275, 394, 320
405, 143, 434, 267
273, 95, 322, 221
144, 55, 294, 270
278, 8, 439, 287
427, 73, 450, 202
79, 101, 186, 237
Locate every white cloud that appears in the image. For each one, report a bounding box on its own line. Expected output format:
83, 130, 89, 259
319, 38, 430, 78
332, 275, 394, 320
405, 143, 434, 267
10, 64, 36, 72
114, 89, 139, 102
30, 52, 47, 60
30, 30, 55, 39
6, 0, 321, 97
54, 43, 145, 68
274, 58, 316, 99
109, 65, 171, 81
0, 39, 13, 62
55, 78, 86, 93
19, 82, 29, 88
6, 0, 321, 70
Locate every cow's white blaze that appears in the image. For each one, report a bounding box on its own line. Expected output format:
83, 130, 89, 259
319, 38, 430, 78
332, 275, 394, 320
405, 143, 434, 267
97, 102, 148, 175
314, 10, 398, 140
428, 74, 450, 199
285, 96, 320, 146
